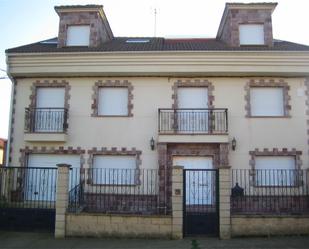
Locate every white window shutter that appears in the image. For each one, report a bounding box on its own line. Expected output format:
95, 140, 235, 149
255, 156, 295, 186
178, 87, 208, 108
36, 88, 65, 108
255, 156, 295, 171
98, 88, 128, 116
250, 87, 284, 116
239, 24, 265, 45
66, 25, 90, 46
92, 155, 136, 185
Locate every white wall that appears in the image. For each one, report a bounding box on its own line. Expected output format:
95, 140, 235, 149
10, 77, 309, 170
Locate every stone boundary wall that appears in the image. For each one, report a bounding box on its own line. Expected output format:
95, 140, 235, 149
231, 216, 309, 237
66, 213, 172, 238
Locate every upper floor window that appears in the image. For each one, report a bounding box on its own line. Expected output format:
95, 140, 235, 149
32, 87, 66, 132
250, 87, 284, 117
66, 25, 90, 46
98, 87, 129, 116
239, 24, 265, 45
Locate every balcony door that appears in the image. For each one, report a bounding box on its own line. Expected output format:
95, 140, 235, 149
35, 87, 65, 132
177, 87, 208, 133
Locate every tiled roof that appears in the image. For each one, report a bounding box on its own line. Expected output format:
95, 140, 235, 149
6, 37, 309, 53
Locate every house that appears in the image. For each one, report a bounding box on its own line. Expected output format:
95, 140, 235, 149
3, 2, 309, 239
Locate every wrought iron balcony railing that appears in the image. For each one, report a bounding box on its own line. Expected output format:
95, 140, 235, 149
25, 108, 68, 133
158, 108, 228, 134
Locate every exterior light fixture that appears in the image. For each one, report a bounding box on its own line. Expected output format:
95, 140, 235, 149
150, 137, 155, 151
231, 137, 237, 151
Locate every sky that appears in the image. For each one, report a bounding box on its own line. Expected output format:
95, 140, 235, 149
0, 0, 309, 139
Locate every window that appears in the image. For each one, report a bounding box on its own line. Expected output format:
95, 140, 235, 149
126, 39, 150, 43
92, 155, 136, 185
34, 87, 66, 132
239, 24, 265, 45
255, 156, 296, 186
177, 87, 209, 132
66, 25, 90, 46
250, 87, 284, 116
98, 87, 129, 116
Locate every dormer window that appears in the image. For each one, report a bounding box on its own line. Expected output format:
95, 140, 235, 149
239, 24, 265, 45
66, 25, 90, 46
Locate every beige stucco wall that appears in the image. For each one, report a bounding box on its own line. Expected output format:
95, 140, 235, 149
231, 216, 309, 236
10, 77, 309, 170
66, 213, 172, 238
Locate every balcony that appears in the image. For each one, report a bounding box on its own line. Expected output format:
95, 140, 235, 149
158, 108, 228, 143
24, 108, 68, 142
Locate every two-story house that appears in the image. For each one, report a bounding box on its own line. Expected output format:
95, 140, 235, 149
3, 2, 309, 239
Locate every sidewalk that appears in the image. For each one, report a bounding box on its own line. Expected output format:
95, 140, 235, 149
0, 232, 309, 249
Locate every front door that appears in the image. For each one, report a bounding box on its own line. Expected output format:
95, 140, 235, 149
177, 87, 209, 133
173, 156, 219, 236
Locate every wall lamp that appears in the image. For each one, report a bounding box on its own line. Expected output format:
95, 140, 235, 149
231, 137, 237, 151
150, 137, 155, 151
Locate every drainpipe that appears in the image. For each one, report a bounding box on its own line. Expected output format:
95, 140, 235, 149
5, 54, 14, 167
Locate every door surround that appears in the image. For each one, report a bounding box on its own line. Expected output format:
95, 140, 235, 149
157, 143, 229, 213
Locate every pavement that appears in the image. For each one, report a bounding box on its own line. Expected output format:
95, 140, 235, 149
0, 232, 309, 249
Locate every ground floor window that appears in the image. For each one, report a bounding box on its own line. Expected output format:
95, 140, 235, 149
255, 156, 296, 186
92, 155, 137, 185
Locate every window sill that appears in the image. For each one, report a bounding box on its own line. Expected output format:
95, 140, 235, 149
24, 133, 68, 142
239, 44, 268, 47
246, 115, 291, 118
91, 114, 133, 118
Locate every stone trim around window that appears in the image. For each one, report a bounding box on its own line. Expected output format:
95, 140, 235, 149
244, 79, 291, 118
91, 80, 134, 117
171, 79, 215, 109
19, 146, 86, 167
87, 147, 142, 185
249, 148, 302, 170
29, 80, 71, 110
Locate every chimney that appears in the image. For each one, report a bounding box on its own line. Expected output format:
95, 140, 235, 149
216, 2, 277, 47
55, 5, 114, 48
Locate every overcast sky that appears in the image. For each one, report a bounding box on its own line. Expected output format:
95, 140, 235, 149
0, 0, 309, 139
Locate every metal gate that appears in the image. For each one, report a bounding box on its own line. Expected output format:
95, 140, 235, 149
183, 169, 219, 236
0, 167, 57, 232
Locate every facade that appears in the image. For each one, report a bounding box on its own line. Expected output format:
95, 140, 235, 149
3, 3, 309, 238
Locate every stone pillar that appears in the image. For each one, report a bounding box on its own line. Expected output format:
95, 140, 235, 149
219, 167, 231, 239
172, 165, 183, 239
55, 164, 71, 239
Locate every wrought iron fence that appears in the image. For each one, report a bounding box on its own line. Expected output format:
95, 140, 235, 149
24, 108, 68, 133
158, 108, 228, 133
231, 169, 309, 215
68, 168, 161, 215
0, 167, 57, 209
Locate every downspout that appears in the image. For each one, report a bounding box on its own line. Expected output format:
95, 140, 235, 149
5, 53, 15, 167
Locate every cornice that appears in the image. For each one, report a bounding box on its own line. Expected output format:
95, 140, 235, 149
7, 51, 309, 78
